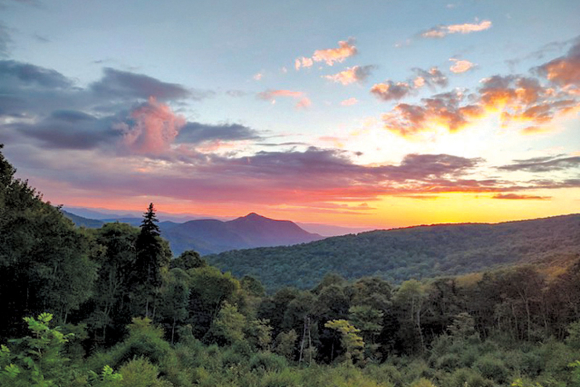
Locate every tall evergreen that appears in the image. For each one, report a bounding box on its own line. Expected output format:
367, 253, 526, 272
134, 203, 165, 317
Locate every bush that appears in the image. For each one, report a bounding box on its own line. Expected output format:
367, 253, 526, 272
473, 354, 509, 384
118, 357, 172, 387
444, 368, 493, 387
249, 352, 288, 373
435, 353, 460, 371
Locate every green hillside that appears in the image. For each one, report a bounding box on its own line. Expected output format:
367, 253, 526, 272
207, 214, 580, 291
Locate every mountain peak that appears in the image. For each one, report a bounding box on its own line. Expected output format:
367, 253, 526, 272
239, 212, 268, 220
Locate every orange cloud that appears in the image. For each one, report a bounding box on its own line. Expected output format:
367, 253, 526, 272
537, 39, 580, 87
296, 38, 357, 70
324, 65, 374, 85
118, 97, 186, 155
422, 20, 492, 38
450, 58, 475, 73
381, 91, 484, 137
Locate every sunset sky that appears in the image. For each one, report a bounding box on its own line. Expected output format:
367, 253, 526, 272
1, 0, 579, 229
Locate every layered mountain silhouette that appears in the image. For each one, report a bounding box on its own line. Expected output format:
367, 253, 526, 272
62, 210, 323, 255
162, 213, 323, 255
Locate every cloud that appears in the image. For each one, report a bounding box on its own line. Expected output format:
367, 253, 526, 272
492, 193, 551, 200
258, 89, 304, 101
380, 48, 580, 137
4, 110, 121, 150
479, 75, 578, 128
341, 97, 358, 106
295, 38, 357, 70
295, 56, 314, 70
0, 60, 265, 156
371, 81, 413, 101
381, 153, 483, 180
381, 91, 483, 137
449, 58, 475, 73
412, 67, 448, 88
371, 67, 447, 102
498, 155, 580, 172
115, 97, 186, 155
0, 59, 72, 89
536, 38, 580, 88
253, 72, 263, 81
421, 20, 492, 39
295, 97, 312, 109
324, 65, 374, 85
176, 122, 260, 144
90, 67, 199, 101
258, 89, 311, 109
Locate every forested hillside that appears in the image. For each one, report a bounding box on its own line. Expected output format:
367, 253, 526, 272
207, 216, 580, 291
3, 145, 580, 387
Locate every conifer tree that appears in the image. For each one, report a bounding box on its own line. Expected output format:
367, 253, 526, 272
134, 203, 166, 318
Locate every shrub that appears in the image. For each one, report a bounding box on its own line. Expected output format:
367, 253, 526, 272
474, 354, 509, 384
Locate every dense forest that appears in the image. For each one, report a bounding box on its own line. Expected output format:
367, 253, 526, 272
207, 215, 580, 291
2, 144, 580, 387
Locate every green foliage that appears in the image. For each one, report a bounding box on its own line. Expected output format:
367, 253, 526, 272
567, 322, 580, 350
325, 319, 365, 364
0, 313, 74, 386
275, 330, 298, 361
117, 357, 172, 387
171, 250, 207, 271
208, 302, 247, 346
409, 378, 437, 387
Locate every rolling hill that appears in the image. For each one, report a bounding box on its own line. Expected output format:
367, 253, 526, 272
206, 214, 580, 291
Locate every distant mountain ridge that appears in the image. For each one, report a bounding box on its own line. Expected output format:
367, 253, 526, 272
163, 213, 323, 255
62, 210, 323, 255
206, 214, 580, 291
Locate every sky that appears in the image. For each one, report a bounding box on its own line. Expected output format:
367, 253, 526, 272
0, 0, 579, 229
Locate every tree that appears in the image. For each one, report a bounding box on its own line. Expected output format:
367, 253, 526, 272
393, 279, 427, 353
134, 203, 170, 318
88, 222, 139, 344
324, 319, 365, 365
0, 145, 97, 336
158, 268, 190, 344
170, 250, 206, 271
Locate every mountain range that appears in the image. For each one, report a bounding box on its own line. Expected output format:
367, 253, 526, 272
62, 210, 324, 255
206, 214, 580, 291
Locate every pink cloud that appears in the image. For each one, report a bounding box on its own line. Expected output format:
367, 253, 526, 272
118, 97, 186, 155
258, 89, 311, 109
295, 97, 312, 109
341, 97, 358, 106
450, 58, 475, 73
